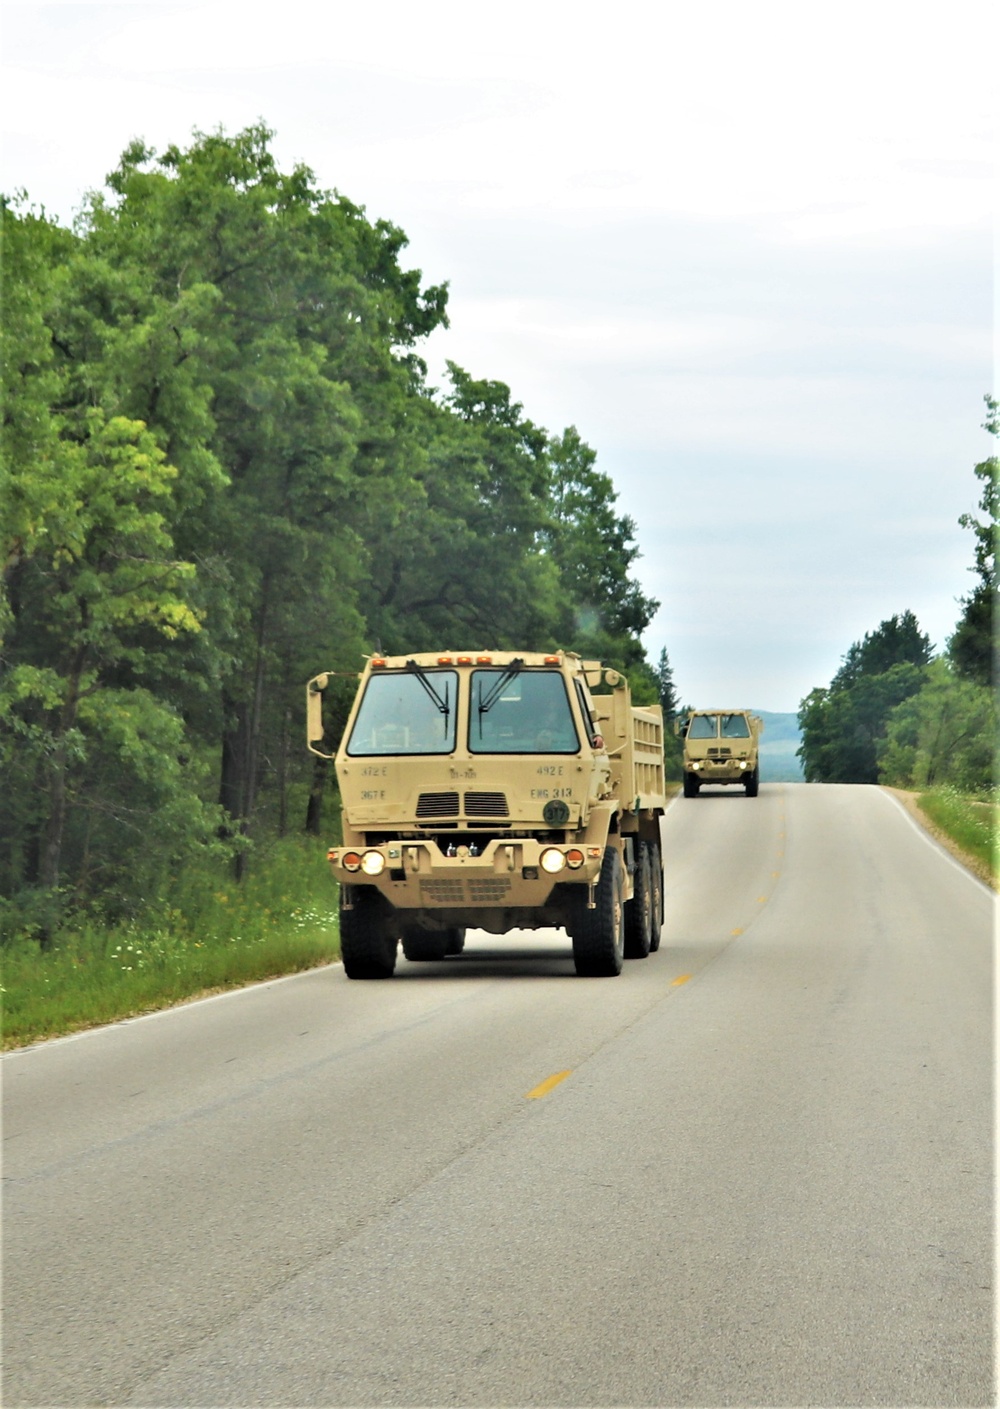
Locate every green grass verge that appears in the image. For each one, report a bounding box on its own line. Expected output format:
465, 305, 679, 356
1, 836, 341, 1050
916, 787, 998, 883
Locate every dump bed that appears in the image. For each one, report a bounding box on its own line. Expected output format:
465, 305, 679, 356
592, 687, 666, 811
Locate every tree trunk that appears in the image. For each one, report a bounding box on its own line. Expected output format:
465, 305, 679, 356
278, 706, 291, 838
219, 693, 249, 825
218, 582, 271, 882
305, 756, 328, 835
38, 631, 89, 948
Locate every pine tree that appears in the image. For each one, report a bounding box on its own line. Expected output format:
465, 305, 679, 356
656, 647, 679, 723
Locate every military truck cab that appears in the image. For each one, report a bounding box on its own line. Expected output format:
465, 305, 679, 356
678, 709, 762, 797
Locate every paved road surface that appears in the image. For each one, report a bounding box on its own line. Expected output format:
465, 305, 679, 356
3, 784, 993, 1406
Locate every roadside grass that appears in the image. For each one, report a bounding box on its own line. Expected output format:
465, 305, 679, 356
1, 837, 341, 1050
916, 787, 998, 885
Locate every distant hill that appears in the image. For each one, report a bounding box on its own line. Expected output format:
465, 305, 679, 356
755, 710, 804, 782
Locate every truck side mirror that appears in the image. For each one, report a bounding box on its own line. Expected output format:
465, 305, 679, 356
306, 673, 337, 759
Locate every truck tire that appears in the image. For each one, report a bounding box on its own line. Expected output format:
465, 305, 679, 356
444, 926, 466, 955
571, 846, 625, 977
401, 926, 449, 961
340, 887, 398, 979
745, 768, 759, 797
624, 842, 652, 959
683, 772, 700, 798
648, 841, 663, 953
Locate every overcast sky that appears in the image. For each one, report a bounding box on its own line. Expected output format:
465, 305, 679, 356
3, 0, 995, 711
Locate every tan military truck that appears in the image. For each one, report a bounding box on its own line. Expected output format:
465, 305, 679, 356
678, 709, 763, 797
307, 650, 667, 979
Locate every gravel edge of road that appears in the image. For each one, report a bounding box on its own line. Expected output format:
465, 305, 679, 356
881, 785, 997, 891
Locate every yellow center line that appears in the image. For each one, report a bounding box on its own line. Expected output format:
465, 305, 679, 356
525, 1070, 572, 1099
672, 973, 692, 985
731, 927, 744, 936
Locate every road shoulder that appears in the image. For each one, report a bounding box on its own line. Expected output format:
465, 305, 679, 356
881, 786, 996, 890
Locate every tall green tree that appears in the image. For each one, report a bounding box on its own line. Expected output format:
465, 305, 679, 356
358, 365, 560, 652
950, 395, 998, 688
798, 613, 931, 783
830, 610, 932, 691
877, 658, 995, 791
655, 646, 680, 724
78, 126, 450, 861
545, 425, 658, 666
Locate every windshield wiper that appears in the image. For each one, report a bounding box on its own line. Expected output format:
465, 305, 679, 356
404, 659, 451, 734
477, 658, 525, 720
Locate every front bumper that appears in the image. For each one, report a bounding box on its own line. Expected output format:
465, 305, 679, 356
327, 837, 601, 909
689, 759, 751, 783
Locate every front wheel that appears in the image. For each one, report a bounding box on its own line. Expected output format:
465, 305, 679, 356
571, 847, 625, 977
745, 768, 759, 797
340, 887, 398, 979
683, 772, 700, 798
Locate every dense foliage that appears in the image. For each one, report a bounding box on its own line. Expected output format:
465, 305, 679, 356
1, 125, 661, 943
798, 401, 997, 792
950, 396, 998, 689
797, 613, 931, 784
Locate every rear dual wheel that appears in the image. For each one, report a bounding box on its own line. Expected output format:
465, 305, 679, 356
648, 842, 663, 952
624, 839, 664, 958
624, 842, 652, 959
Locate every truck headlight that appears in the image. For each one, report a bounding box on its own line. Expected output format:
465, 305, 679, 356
565, 849, 585, 869
540, 847, 566, 874
692, 761, 701, 770
342, 852, 362, 872
360, 850, 385, 876
739, 760, 747, 769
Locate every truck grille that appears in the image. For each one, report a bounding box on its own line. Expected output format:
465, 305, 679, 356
468, 878, 511, 902
415, 791, 460, 819
418, 878, 512, 905
419, 880, 465, 903
464, 791, 509, 817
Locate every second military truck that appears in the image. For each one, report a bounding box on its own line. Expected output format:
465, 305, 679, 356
678, 709, 763, 797
307, 650, 667, 979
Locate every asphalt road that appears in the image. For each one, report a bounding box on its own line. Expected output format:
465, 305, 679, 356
3, 784, 994, 1407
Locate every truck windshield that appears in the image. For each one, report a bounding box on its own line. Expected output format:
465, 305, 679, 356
469, 669, 579, 754
720, 714, 751, 739
687, 714, 718, 739
346, 671, 458, 756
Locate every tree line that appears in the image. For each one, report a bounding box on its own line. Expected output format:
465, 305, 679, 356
798, 398, 997, 790
1, 124, 662, 941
